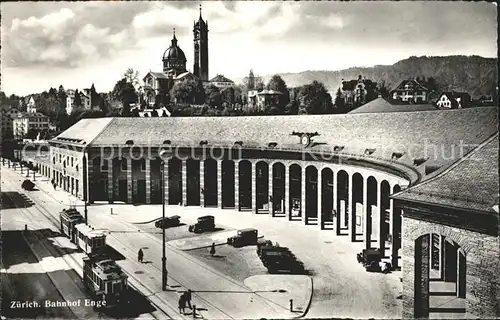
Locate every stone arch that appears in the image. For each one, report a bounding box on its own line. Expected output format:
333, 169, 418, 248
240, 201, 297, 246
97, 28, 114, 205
271, 162, 286, 216
238, 160, 252, 210
366, 176, 378, 247
203, 159, 218, 207
350, 172, 364, 241
186, 158, 200, 206
168, 157, 182, 205
255, 161, 269, 213
321, 167, 334, 228
222, 159, 235, 208
305, 165, 319, 224
336, 170, 349, 231
407, 224, 472, 254
289, 163, 302, 220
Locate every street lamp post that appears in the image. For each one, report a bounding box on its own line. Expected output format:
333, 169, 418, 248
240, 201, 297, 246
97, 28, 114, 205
159, 149, 170, 291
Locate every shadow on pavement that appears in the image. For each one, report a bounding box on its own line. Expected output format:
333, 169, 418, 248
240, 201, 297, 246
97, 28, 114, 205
103, 286, 157, 318
0, 192, 35, 209
2, 230, 80, 269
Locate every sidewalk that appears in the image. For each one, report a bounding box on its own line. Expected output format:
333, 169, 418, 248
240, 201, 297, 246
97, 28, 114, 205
4, 164, 308, 319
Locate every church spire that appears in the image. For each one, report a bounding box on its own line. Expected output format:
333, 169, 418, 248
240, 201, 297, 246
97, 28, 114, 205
171, 28, 177, 45
199, 4, 202, 20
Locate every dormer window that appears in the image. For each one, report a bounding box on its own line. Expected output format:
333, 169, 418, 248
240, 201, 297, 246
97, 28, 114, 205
234, 141, 243, 146
333, 146, 344, 152
199, 140, 208, 146
391, 152, 404, 160
125, 140, 134, 145
364, 149, 375, 155
163, 140, 171, 145
268, 142, 277, 148
413, 158, 427, 166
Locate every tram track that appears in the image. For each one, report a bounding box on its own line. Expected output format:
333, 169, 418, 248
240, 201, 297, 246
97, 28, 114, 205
1, 175, 163, 320
3, 167, 290, 319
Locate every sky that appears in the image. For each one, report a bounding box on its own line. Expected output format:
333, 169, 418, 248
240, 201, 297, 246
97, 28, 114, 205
1, 1, 497, 96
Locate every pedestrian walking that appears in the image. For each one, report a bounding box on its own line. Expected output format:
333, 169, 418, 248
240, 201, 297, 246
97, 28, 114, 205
184, 289, 192, 309
209, 242, 216, 256
138, 249, 144, 263
178, 294, 186, 314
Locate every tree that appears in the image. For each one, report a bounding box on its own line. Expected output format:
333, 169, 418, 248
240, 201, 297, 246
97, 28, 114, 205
255, 80, 264, 92
123, 68, 140, 89
266, 75, 290, 112
26, 129, 39, 140
172, 79, 205, 104
284, 99, 299, 115
377, 80, 390, 98
57, 85, 67, 113
90, 83, 100, 108
205, 84, 222, 107
73, 90, 82, 107
297, 80, 335, 114
55, 109, 69, 131
220, 86, 236, 106
111, 78, 138, 111
334, 88, 345, 111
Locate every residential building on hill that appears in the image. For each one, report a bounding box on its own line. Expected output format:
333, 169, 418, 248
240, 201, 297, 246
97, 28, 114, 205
66, 89, 92, 114
436, 92, 472, 109
341, 75, 377, 106
391, 79, 429, 103
1, 107, 20, 139
210, 74, 234, 88
247, 89, 282, 111
13, 103, 49, 139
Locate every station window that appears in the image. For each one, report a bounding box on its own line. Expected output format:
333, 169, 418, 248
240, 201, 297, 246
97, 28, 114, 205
121, 159, 127, 171
101, 159, 109, 172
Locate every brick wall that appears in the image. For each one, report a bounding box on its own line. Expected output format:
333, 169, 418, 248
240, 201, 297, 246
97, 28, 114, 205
402, 215, 500, 319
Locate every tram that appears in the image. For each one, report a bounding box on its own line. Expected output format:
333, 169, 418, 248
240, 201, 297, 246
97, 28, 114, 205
83, 255, 129, 308
60, 208, 85, 243
75, 223, 107, 255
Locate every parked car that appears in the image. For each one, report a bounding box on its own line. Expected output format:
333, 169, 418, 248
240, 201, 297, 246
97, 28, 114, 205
21, 179, 35, 191
256, 238, 273, 257
227, 228, 258, 247
357, 248, 391, 272
259, 246, 304, 274
188, 215, 215, 233
155, 215, 181, 229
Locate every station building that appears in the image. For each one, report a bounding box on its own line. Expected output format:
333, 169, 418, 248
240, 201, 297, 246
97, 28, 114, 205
30, 106, 498, 319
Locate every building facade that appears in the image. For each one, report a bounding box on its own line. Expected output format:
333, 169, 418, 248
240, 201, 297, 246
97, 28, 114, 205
13, 102, 49, 140
247, 90, 282, 110
25, 107, 498, 319
1, 107, 20, 138
341, 75, 377, 106
436, 92, 472, 109
391, 79, 429, 103
66, 89, 92, 114
210, 74, 234, 88
393, 134, 499, 319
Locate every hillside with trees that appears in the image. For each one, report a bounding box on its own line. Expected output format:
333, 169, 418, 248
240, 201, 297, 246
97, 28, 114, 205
259, 55, 497, 99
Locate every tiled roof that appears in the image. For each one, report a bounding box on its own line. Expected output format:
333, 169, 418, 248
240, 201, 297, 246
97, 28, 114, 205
75, 107, 498, 184
392, 134, 499, 214
175, 72, 197, 80
51, 118, 113, 145
391, 79, 428, 92
349, 98, 437, 114
144, 72, 169, 80
210, 74, 234, 83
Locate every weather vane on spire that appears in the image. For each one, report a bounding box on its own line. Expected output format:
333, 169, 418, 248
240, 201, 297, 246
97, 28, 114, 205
199, 4, 202, 17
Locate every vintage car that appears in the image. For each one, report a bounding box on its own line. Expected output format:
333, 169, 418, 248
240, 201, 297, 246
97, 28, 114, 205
357, 248, 391, 273
188, 215, 215, 233
256, 238, 274, 257
259, 246, 304, 274
21, 179, 35, 191
227, 228, 258, 247
155, 215, 181, 229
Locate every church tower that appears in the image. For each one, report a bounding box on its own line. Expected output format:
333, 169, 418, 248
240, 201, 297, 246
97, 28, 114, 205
193, 4, 209, 81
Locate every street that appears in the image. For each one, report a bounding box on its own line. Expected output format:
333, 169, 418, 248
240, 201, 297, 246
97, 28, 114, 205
0, 170, 166, 320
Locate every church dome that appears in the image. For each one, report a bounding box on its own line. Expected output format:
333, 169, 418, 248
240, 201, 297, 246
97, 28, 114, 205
163, 31, 186, 62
